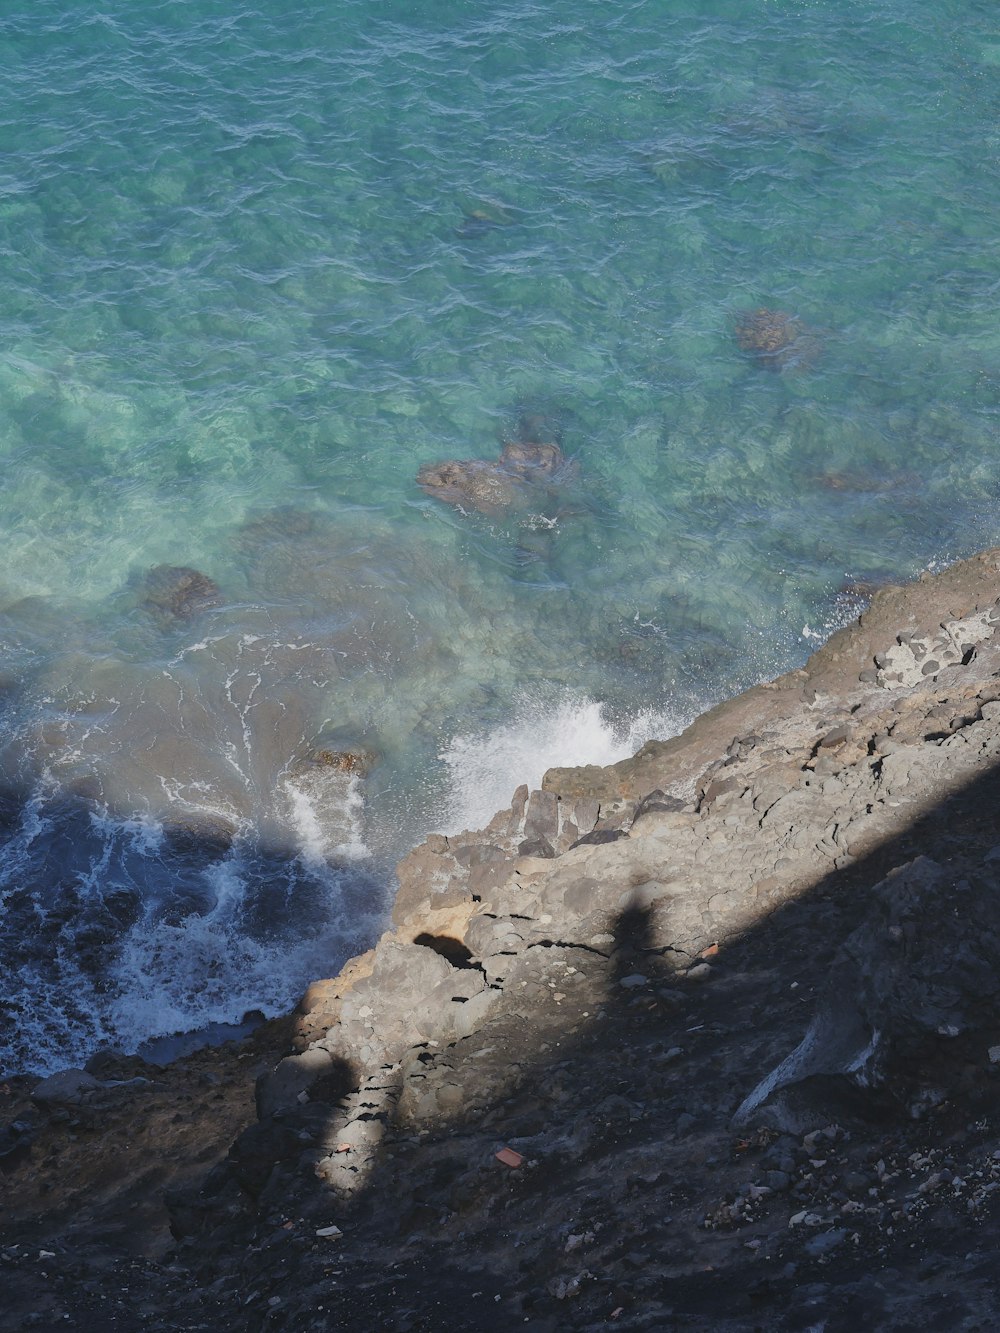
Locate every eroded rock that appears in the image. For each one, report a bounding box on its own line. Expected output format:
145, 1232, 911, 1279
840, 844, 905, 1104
300, 736, 379, 777
735, 856, 1000, 1130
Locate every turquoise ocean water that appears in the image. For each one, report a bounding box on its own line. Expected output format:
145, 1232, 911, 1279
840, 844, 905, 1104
1, 0, 998, 1073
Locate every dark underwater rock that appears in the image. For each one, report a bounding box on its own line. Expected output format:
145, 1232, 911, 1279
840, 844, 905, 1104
455, 202, 518, 238
416, 414, 574, 515
141, 565, 221, 624
304, 741, 378, 778
733, 307, 822, 371
417, 398, 577, 515
497, 439, 566, 479
507, 407, 565, 448
161, 813, 237, 858
416, 458, 524, 514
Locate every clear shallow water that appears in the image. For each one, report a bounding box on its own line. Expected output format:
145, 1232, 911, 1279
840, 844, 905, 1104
1, 0, 998, 1073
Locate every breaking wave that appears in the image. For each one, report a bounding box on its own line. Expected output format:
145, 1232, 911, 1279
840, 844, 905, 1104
439, 690, 686, 836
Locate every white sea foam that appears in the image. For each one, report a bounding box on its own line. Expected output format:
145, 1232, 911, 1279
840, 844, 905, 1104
107, 906, 308, 1049
101, 850, 380, 1058
0, 766, 382, 1074
439, 690, 687, 836
280, 771, 369, 864
0, 789, 50, 899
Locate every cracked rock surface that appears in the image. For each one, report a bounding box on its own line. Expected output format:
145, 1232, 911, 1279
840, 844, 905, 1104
9, 549, 1000, 1328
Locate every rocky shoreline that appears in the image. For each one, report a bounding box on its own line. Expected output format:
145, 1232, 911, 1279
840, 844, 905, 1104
8, 548, 1000, 1329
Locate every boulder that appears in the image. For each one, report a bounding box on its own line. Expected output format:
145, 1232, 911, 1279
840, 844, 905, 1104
416, 459, 523, 514
416, 411, 574, 515
141, 565, 221, 623
30, 1069, 103, 1107
338, 940, 454, 1056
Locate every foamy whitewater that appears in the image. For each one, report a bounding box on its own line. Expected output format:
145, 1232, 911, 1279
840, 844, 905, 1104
1, 0, 998, 1073
441, 693, 685, 836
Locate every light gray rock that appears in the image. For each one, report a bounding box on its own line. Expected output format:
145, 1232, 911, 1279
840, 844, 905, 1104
804, 1228, 848, 1257
31, 1069, 103, 1106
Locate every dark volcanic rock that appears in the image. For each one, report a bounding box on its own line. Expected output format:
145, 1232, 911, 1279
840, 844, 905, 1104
517, 836, 556, 858
736, 856, 1000, 1129
141, 564, 221, 624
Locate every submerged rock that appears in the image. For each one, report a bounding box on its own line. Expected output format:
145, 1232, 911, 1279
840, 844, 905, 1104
506, 407, 565, 449
303, 740, 378, 778
161, 812, 238, 858
733, 307, 822, 371
819, 467, 921, 494
455, 201, 518, 238
417, 410, 575, 515
141, 565, 221, 624
497, 439, 566, 478
415, 458, 524, 514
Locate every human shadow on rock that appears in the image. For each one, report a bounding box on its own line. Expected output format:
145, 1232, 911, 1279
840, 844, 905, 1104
167, 757, 1000, 1332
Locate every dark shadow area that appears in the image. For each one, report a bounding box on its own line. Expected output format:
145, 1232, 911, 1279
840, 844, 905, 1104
123, 744, 1000, 1333
7, 731, 1000, 1331
411, 933, 477, 970
0, 767, 388, 1328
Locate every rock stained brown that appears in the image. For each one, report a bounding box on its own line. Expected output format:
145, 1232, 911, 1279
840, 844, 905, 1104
733, 307, 822, 371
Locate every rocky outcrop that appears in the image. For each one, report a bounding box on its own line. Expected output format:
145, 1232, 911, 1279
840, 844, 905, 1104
157, 547, 1000, 1325
282, 560, 1000, 1144
11, 548, 1000, 1329
736, 853, 1000, 1129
